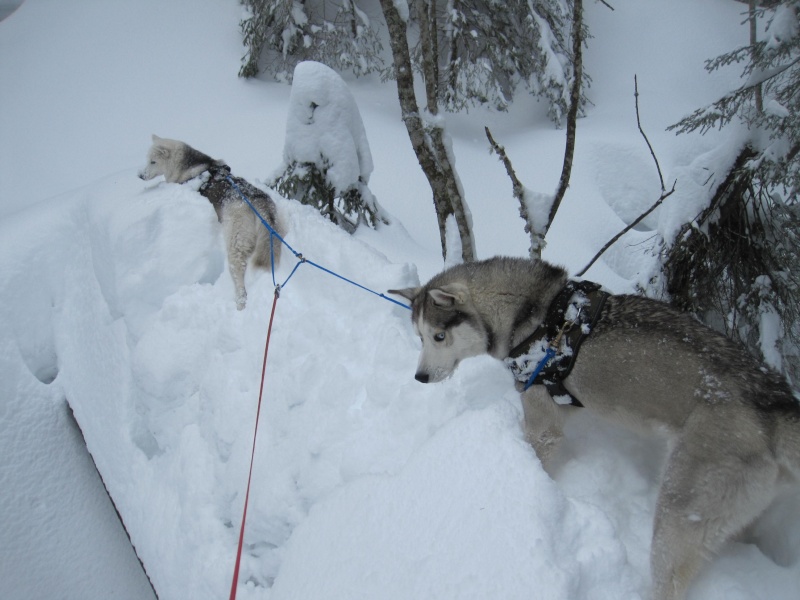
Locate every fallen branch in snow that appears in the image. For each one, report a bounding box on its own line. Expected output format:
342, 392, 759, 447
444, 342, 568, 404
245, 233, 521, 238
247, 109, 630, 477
576, 76, 675, 277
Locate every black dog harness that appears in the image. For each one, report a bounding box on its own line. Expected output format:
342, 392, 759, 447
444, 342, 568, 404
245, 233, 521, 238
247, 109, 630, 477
505, 280, 609, 407
197, 164, 234, 222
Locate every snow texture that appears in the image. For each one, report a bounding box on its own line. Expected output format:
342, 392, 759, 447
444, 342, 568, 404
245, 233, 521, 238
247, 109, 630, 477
1, 1, 799, 600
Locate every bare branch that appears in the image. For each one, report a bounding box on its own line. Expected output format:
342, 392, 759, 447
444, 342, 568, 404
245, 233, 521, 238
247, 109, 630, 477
576, 181, 677, 277
635, 75, 665, 192
485, 127, 525, 199
576, 78, 677, 277
485, 126, 543, 258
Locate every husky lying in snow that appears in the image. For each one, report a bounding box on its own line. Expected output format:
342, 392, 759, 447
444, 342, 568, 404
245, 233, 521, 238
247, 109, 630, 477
138, 135, 285, 310
390, 256, 800, 600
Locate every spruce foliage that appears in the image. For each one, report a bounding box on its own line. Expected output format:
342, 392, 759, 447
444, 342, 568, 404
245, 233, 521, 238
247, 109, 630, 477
431, 0, 588, 123
239, 0, 384, 80
238, 0, 585, 124
271, 161, 385, 233
666, 1, 800, 380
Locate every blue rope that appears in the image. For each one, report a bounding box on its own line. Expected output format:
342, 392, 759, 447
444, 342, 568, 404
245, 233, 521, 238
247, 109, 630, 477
225, 175, 411, 310
523, 347, 557, 391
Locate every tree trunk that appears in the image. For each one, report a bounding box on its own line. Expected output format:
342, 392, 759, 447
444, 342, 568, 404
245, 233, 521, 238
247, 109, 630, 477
548, 0, 583, 229
380, 0, 475, 263
749, 0, 764, 114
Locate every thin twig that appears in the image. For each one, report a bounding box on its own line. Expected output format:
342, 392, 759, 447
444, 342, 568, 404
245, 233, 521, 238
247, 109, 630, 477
576, 78, 677, 277
486, 126, 543, 258
635, 75, 665, 192
576, 181, 676, 277
485, 127, 525, 199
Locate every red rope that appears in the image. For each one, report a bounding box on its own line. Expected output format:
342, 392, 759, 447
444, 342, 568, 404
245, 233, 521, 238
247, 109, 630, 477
229, 288, 280, 600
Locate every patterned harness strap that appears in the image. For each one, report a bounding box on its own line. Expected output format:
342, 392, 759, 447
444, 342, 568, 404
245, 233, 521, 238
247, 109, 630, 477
505, 280, 609, 407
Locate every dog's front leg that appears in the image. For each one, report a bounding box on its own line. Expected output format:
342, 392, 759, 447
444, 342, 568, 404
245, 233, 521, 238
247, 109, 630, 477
519, 384, 568, 474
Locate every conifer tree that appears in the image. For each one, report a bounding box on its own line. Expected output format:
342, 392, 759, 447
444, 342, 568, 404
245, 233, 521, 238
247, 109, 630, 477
666, 0, 800, 381
269, 61, 387, 233
239, 0, 384, 80
427, 0, 588, 123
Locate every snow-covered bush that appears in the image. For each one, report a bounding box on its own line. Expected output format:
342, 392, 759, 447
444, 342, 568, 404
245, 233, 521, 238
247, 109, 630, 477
269, 61, 387, 232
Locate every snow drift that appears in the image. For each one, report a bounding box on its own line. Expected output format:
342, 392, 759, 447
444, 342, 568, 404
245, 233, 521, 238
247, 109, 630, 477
2, 1, 800, 599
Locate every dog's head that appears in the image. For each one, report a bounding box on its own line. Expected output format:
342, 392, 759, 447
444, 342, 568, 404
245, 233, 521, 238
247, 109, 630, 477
138, 135, 176, 181
389, 283, 489, 384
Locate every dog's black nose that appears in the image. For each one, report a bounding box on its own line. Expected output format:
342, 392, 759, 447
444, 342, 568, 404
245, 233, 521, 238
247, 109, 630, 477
415, 373, 430, 383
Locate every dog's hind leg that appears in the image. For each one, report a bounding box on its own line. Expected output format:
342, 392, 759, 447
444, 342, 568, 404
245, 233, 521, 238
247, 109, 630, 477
224, 214, 257, 310
650, 413, 780, 600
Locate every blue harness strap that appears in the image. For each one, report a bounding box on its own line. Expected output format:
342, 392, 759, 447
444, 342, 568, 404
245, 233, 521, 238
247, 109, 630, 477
223, 173, 411, 310
507, 281, 609, 407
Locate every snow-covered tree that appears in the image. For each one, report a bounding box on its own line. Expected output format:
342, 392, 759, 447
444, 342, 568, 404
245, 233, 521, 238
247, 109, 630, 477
239, 0, 384, 80
381, 0, 476, 264
269, 61, 387, 232
239, 1, 586, 125
666, 1, 800, 382
419, 0, 588, 123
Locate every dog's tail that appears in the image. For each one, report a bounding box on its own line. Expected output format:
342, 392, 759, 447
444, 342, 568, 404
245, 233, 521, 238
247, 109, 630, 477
253, 204, 285, 270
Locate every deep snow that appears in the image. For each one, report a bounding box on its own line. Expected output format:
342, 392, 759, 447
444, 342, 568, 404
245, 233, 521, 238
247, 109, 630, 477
1, 1, 799, 599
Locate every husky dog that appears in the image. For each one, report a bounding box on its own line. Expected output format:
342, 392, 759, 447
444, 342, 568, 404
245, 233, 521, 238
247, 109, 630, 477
390, 256, 800, 600
139, 135, 285, 309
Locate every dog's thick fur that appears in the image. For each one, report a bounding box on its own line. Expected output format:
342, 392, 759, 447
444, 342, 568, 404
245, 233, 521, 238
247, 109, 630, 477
390, 256, 800, 600
139, 135, 285, 309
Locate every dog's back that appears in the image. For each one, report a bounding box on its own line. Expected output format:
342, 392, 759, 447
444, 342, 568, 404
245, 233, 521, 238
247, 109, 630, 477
392, 256, 800, 600
139, 136, 286, 309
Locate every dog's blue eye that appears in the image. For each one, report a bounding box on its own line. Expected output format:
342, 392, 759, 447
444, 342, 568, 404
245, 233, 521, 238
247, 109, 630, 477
434, 332, 446, 342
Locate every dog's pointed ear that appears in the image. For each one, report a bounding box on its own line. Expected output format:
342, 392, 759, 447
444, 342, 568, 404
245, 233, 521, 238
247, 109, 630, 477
388, 287, 420, 302
428, 283, 469, 307
152, 134, 163, 142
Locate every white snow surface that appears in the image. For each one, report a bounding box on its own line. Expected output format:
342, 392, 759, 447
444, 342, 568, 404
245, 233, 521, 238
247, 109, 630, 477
1, 1, 800, 600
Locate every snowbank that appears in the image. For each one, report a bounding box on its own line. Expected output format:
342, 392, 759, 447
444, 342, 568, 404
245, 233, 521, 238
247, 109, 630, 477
2, 1, 799, 600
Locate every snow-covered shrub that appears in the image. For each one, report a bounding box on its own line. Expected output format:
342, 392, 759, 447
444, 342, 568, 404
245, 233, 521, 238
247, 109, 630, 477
270, 61, 387, 232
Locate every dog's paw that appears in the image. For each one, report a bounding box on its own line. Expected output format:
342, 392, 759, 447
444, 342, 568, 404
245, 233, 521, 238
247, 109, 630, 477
235, 291, 247, 310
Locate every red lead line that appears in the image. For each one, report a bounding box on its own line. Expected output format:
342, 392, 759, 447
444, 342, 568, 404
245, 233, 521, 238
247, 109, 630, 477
229, 288, 280, 600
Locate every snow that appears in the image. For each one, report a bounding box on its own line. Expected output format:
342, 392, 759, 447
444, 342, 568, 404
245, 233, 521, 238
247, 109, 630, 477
1, 1, 799, 600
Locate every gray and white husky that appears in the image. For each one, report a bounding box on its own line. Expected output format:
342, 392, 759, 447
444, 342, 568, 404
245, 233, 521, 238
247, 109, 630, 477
139, 135, 285, 310
390, 256, 800, 600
